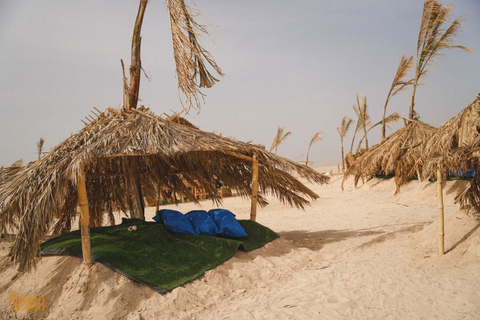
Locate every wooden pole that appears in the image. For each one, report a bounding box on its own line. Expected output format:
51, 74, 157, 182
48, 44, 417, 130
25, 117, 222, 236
437, 166, 445, 255
250, 152, 259, 221
77, 163, 93, 270
155, 183, 161, 212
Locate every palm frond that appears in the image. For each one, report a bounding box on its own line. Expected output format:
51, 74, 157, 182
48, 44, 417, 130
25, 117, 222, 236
409, 0, 472, 119
167, 0, 224, 113
337, 116, 354, 139
306, 131, 324, 166
389, 56, 415, 99
270, 127, 292, 154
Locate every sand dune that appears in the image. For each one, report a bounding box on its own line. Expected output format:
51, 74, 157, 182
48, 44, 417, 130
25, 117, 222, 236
1, 171, 479, 319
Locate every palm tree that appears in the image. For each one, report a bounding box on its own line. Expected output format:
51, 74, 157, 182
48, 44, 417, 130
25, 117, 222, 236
270, 127, 292, 154
305, 131, 324, 167
409, 0, 472, 119
337, 116, 353, 172
349, 93, 371, 154
122, 0, 223, 113
382, 55, 414, 141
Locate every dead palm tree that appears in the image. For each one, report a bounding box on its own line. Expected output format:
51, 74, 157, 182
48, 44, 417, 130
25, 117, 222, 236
270, 127, 292, 154
305, 131, 324, 167
122, 0, 223, 113
382, 55, 414, 141
409, 0, 472, 119
337, 116, 353, 172
349, 93, 371, 154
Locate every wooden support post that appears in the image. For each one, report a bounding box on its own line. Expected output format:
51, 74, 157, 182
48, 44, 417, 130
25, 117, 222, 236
437, 166, 445, 255
155, 183, 161, 212
417, 168, 423, 183
126, 158, 145, 220
250, 152, 259, 221
77, 163, 93, 270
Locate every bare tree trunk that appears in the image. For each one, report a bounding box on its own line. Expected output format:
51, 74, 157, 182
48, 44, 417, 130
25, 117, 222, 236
125, 0, 148, 111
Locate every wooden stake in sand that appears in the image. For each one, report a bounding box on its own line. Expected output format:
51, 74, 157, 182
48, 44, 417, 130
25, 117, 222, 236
437, 166, 445, 255
77, 163, 93, 270
250, 152, 259, 221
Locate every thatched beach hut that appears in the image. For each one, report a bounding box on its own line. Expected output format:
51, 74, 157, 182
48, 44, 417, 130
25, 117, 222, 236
395, 94, 480, 254
0, 106, 329, 272
343, 120, 437, 188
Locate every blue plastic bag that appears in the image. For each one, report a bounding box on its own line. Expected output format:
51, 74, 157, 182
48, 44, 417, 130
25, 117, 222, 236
159, 209, 198, 235
208, 209, 248, 238
186, 210, 218, 236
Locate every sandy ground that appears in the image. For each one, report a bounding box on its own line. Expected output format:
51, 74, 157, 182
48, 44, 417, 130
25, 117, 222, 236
1, 166, 480, 319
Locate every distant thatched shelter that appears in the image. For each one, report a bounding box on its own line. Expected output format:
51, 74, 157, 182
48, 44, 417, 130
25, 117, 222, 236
0, 160, 24, 184
344, 120, 437, 187
0, 106, 329, 271
396, 95, 480, 191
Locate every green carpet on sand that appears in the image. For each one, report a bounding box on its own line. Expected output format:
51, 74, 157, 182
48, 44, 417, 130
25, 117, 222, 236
40, 219, 278, 293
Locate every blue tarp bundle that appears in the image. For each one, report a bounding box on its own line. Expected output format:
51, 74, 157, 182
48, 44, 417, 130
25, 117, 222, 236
208, 209, 248, 238
453, 169, 476, 178
154, 209, 198, 235
153, 209, 247, 238
186, 210, 218, 236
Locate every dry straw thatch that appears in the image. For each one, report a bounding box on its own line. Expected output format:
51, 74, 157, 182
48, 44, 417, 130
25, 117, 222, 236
396, 95, 480, 191
344, 120, 437, 188
0, 106, 329, 271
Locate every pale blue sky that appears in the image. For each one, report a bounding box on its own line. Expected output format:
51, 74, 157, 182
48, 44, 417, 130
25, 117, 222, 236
1, 1, 479, 167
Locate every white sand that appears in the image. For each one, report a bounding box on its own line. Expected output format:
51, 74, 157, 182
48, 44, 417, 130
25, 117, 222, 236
1, 169, 479, 319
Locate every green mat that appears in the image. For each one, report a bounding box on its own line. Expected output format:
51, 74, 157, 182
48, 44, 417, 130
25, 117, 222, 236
40, 219, 278, 293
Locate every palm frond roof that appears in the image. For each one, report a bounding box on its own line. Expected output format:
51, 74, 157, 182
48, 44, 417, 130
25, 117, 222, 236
345, 120, 437, 187
0, 106, 329, 271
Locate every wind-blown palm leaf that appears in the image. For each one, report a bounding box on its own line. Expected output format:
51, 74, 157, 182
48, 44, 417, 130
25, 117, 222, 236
270, 127, 292, 154
409, 0, 473, 119
306, 131, 324, 167
382, 56, 414, 140
167, 0, 224, 113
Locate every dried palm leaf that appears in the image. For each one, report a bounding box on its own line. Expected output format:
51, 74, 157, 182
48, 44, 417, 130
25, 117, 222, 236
270, 127, 292, 154
382, 56, 414, 140
409, 0, 473, 119
306, 131, 324, 167
167, 0, 224, 113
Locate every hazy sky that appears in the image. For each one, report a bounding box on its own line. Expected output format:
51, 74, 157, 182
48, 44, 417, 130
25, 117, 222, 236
1, 0, 479, 168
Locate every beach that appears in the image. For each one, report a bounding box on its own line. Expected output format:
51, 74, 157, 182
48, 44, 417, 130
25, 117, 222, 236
1, 167, 479, 319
